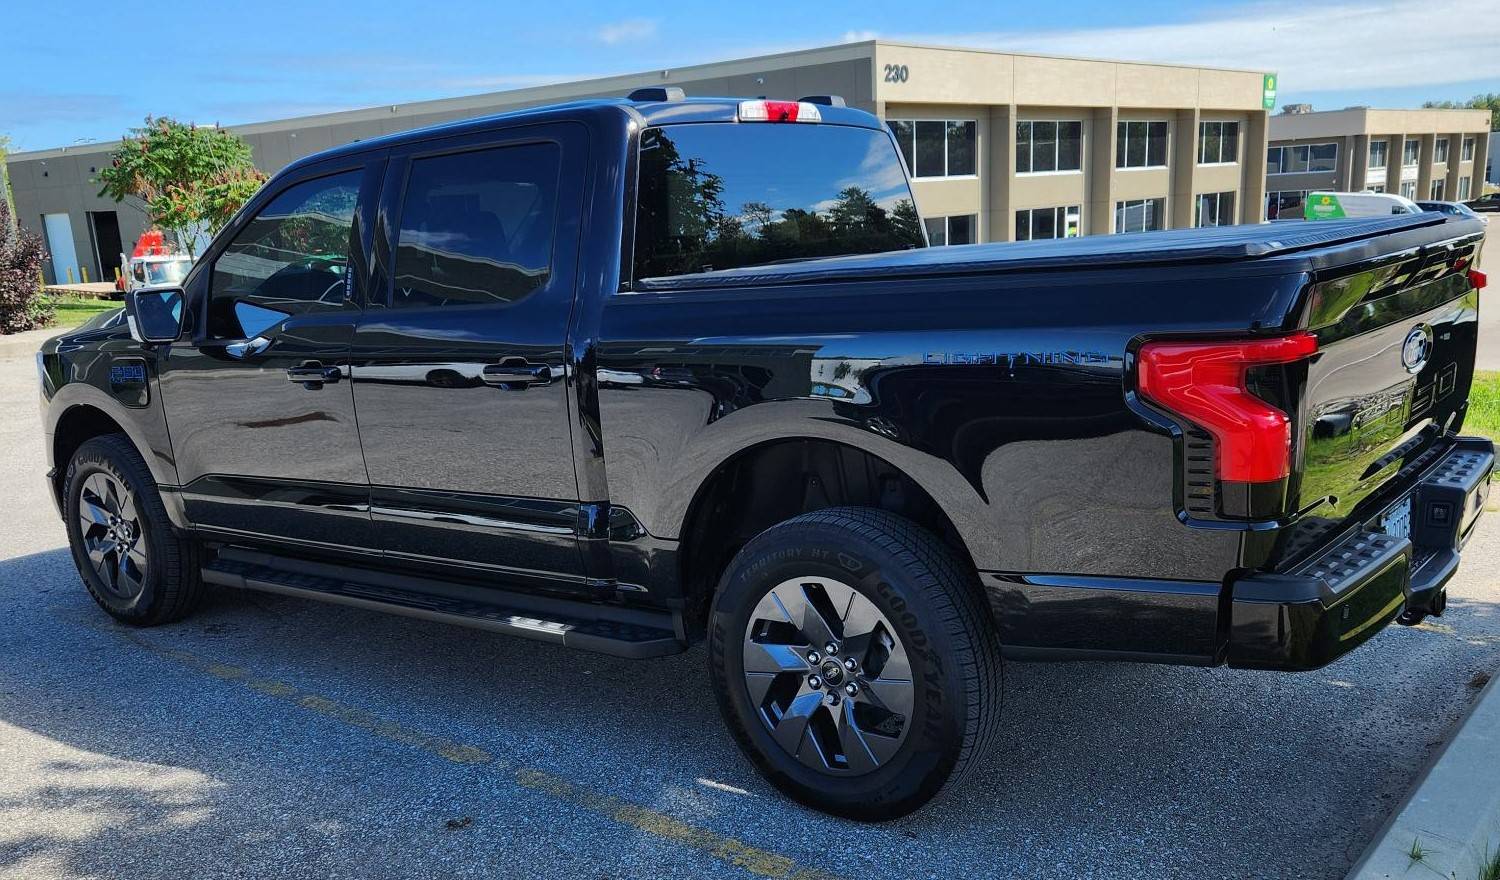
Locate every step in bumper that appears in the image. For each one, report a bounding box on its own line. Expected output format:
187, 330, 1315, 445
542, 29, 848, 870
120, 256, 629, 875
1228, 437, 1492, 671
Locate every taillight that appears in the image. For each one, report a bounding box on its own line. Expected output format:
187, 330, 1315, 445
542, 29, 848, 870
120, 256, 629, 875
737, 100, 822, 123
1470, 268, 1487, 290
1138, 333, 1318, 483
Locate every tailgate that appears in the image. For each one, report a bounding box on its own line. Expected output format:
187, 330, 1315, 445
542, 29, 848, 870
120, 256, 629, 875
1276, 231, 1486, 567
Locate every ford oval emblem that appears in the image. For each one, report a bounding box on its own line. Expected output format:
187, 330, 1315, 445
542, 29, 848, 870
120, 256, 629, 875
1401, 325, 1433, 374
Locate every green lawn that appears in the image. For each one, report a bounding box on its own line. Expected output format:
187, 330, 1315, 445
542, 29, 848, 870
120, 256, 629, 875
1470, 370, 1500, 443
46, 295, 120, 328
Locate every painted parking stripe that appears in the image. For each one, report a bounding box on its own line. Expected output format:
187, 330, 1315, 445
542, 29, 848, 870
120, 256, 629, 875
115, 628, 833, 880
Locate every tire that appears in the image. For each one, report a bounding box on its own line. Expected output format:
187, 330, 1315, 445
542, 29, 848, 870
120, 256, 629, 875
63, 434, 204, 625
709, 506, 1003, 820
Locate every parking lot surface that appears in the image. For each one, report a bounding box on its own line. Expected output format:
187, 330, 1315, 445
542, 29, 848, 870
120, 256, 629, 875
2, 349, 1499, 880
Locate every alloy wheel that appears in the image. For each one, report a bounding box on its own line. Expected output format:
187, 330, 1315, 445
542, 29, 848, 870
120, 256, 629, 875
77, 472, 147, 600
742, 576, 913, 775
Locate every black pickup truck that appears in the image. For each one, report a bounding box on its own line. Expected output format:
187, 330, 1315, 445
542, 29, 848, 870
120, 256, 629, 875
37, 92, 1492, 819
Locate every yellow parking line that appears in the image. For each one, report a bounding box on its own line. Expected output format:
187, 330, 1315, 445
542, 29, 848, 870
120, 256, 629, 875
117, 629, 832, 880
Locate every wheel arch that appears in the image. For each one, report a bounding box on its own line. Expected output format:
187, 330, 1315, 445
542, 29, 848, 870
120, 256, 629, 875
48, 392, 183, 527
673, 436, 984, 633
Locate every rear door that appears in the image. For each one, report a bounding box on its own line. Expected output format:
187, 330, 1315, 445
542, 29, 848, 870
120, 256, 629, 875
350, 123, 589, 594
159, 156, 383, 552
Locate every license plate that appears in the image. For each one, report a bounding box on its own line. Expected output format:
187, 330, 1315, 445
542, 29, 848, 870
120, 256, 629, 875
1380, 497, 1413, 540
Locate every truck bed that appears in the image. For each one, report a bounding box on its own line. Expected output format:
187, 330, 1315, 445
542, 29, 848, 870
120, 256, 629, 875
637, 215, 1456, 290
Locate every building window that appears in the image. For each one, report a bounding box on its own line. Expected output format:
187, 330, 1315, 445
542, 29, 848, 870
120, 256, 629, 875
888, 119, 977, 179
1402, 138, 1421, 167
1368, 140, 1389, 170
1430, 179, 1445, 200
1400, 180, 1417, 199
1458, 176, 1472, 200
1266, 190, 1308, 220
1267, 143, 1338, 174
1015, 121, 1082, 174
1195, 191, 1237, 227
1367, 184, 1386, 193
1116, 121, 1168, 169
1197, 121, 1239, 164
923, 214, 976, 246
1435, 138, 1450, 164
1015, 205, 1081, 240
1114, 197, 1166, 233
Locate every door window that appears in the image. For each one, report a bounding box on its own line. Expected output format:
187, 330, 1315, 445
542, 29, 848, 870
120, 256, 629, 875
392, 142, 560, 308
208, 171, 361, 338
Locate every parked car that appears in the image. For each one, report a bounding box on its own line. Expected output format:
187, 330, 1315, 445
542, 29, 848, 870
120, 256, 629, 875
37, 93, 1494, 820
1304, 191, 1422, 220
1417, 200, 1489, 224
115, 253, 195, 299
1465, 192, 1500, 213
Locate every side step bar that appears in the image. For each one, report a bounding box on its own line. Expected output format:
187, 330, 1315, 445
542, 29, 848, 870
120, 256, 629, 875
202, 554, 685, 660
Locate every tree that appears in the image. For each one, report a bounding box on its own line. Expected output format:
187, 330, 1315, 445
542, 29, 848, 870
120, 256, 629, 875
0, 134, 14, 222
96, 117, 266, 257
1422, 93, 1500, 130
0, 198, 53, 334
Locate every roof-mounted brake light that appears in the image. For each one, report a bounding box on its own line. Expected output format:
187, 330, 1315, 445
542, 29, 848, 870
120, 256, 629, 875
737, 100, 821, 123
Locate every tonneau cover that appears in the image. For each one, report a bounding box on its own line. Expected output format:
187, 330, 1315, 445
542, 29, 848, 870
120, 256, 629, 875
637, 214, 1460, 291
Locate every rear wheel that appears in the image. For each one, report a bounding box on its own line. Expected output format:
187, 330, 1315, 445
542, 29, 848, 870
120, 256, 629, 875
64, 434, 204, 625
709, 507, 1003, 820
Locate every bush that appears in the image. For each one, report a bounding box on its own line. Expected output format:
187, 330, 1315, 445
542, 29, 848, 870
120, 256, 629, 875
0, 199, 53, 333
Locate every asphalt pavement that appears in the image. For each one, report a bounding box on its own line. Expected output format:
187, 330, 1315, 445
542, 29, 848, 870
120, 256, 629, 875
2, 350, 1499, 880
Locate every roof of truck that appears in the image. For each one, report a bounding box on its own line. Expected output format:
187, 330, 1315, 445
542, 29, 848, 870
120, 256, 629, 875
635, 214, 1481, 291
284, 97, 884, 173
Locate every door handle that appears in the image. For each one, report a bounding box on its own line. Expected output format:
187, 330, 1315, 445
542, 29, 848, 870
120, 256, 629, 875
482, 362, 552, 388
286, 361, 343, 388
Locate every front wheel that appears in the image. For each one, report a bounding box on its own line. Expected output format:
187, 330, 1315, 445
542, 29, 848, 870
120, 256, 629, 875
64, 434, 204, 625
709, 507, 1003, 820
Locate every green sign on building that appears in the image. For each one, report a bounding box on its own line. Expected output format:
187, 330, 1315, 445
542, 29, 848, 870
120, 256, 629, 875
1263, 74, 1278, 110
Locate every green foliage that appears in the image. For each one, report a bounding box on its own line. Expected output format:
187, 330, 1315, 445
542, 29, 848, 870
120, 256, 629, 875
0, 198, 53, 333
96, 117, 266, 257
1422, 93, 1500, 130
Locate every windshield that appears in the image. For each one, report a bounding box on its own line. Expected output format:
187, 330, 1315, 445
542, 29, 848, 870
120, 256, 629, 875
633, 122, 924, 279
144, 259, 192, 286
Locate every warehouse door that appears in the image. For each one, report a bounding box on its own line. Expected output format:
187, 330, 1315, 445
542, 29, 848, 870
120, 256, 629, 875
88, 211, 123, 285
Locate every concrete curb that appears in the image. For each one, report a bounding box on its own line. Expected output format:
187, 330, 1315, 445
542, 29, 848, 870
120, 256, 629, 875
1347, 671, 1500, 880
0, 328, 61, 361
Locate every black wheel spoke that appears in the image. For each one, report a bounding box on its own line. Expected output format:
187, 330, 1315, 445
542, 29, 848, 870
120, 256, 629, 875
742, 575, 912, 776
75, 471, 147, 600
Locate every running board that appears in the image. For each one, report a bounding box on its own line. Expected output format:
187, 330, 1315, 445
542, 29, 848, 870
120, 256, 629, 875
201, 555, 685, 659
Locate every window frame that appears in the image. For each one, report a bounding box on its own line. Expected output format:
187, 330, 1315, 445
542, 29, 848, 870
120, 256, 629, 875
1458, 176, 1472, 200
200, 161, 373, 342
1116, 120, 1169, 170
1430, 178, 1445, 200
1194, 190, 1237, 227
1197, 120, 1240, 165
1015, 119, 1084, 176
1402, 137, 1422, 168
1368, 139, 1389, 170
1014, 204, 1082, 241
886, 117, 980, 180
386, 137, 566, 311
924, 213, 979, 246
1267, 142, 1339, 175
1113, 197, 1167, 233
1435, 137, 1450, 165
1462, 137, 1476, 162
1265, 189, 1309, 220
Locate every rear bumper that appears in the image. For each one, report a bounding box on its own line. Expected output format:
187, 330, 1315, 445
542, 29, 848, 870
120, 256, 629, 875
1228, 437, 1493, 671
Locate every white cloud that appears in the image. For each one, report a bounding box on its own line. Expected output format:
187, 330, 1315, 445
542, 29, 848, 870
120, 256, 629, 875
594, 19, 658, 45
851, 0, 1500, 93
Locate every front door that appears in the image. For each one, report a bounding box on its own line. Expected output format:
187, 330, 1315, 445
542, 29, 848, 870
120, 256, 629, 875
157, 157, 383, 554
350, 123, 587, 594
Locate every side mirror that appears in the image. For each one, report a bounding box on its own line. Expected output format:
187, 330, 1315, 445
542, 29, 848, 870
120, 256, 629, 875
124, 288, 185, 345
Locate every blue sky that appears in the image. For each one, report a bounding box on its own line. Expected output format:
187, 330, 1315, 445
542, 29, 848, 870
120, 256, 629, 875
3, 0, 1497, 152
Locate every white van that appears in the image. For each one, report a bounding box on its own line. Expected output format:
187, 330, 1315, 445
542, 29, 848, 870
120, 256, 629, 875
1304, 191, 1422, 220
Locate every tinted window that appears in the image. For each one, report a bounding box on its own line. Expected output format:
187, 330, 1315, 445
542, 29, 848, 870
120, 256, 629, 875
392, 143, 559, 309
946, 121, 976, 176
633, 124, 924, 279
209, 171, 360, 339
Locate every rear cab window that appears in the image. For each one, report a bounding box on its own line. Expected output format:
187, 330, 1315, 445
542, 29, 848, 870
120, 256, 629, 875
632, 122, 925, 281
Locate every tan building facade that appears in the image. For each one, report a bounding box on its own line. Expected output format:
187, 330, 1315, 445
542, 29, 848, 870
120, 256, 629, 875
1266, 107, 1492, 219
6, 41, 1271, 284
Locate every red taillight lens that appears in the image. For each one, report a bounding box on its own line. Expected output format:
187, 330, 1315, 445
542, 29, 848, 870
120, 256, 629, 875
737, 100, 822, 123
1470, 268, 1487, 290
1138, 333, 1318, 483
